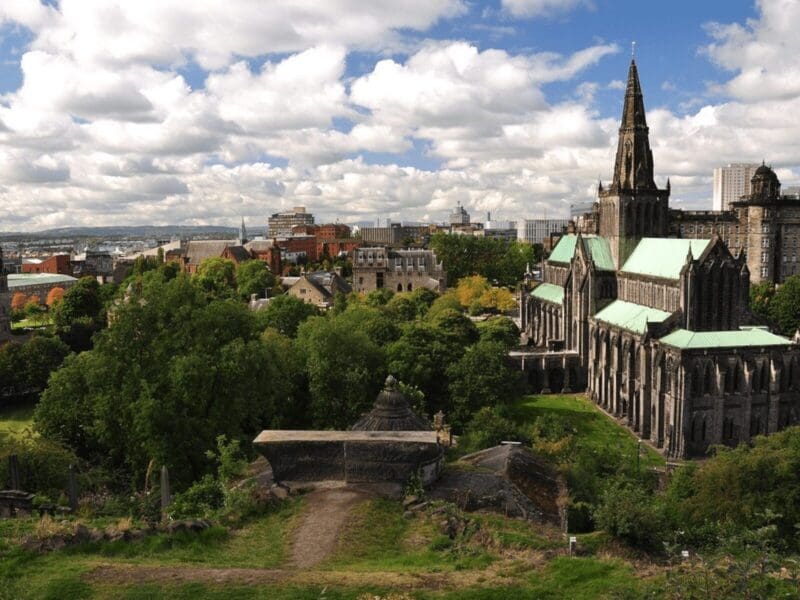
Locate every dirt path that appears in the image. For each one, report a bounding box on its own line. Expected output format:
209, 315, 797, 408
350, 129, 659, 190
289, 486, 371, 569
85, 562, 519, 590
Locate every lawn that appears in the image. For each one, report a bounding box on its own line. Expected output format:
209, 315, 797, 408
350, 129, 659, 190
0, 402, 36, 438
511, 394, 665, 468
0, 496, 655, 599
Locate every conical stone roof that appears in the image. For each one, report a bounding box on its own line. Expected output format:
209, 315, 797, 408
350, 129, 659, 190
351, 375, 431, 432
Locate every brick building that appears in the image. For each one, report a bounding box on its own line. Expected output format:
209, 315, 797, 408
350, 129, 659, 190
21, 254, 72, 276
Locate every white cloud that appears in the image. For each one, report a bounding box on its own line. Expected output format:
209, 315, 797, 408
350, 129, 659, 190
502, 0, 592, 18
1, 0, 800, 229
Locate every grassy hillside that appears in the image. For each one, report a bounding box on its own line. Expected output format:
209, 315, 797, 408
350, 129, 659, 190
510, 394, 665, 468
0, 403, 35, 438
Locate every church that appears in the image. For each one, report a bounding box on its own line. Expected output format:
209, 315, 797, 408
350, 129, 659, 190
520, 60, 800, 458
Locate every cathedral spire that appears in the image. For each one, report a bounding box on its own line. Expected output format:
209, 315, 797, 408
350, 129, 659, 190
612, 59, 656, 191
239, 216, 248, 245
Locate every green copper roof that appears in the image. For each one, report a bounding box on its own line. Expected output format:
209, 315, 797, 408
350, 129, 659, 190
8, 273, 77, 287
548, 234, 614, 270
593, 300, 672, 334
583, 237, 615, 271
530, 283, 564, 305
621, 238, 711, 280
660, 327, 793, 350
547, 234, 579, 264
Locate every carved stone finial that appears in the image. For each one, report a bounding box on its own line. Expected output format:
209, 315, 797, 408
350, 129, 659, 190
384, 375, 397, 390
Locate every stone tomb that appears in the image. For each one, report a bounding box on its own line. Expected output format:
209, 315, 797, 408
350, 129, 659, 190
254, 376, 444, 487
254, 430, 442, 486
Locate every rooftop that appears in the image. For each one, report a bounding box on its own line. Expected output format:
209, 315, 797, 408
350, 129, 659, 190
593, 299, 672, 334
547, 234, 614, 271
660, 326, 793, 350
8, 273, 77, 287
621, 238, 711, 280
530, 283, 564, 305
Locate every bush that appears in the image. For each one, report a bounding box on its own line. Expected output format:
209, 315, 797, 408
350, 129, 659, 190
566, 501, 595, 534
458, 407, 526, 453
593, 475, 665, 551
0, 433, 80, 498
169, 474, 224, 519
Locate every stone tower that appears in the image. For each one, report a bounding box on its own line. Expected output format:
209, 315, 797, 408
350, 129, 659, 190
598, 59, 671, 268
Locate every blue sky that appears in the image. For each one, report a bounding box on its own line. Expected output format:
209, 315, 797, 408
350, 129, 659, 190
0, 0, 795, 229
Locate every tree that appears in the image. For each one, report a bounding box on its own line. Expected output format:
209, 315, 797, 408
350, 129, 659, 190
0, 335, 70, 400
386, 293, 418, 322
337, 304, 401, 346
769, 275, 800, 335
11, 293, 27, 311
193, 257, 237, 300
455, 275, 491, 307
476, 316, 520, 348
46, 287, 65, 308
365, 288, 394, 307
426, 291, 462, 320
386, 322, 464, 415
749, 280, 775, 322
479, 286, 517, 313
446, 340, 519, 429
36, 273, 301, 490
236, 259, 276, 301
296, 315, 385, 428
254, 294, 317, 337
52, 277, 102, 330
427, 308, 478, 346
430, 234, 535, 287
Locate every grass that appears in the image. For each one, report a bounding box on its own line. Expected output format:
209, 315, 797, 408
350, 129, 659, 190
69, 498, 303, 569
11, 317, 53, 330
511, 394, 665, 468
0, 402, 36, 438
325, 498, 494, 572
0, 496, 653, 599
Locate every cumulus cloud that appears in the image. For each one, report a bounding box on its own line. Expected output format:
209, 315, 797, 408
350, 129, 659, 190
0, 0, 798, 229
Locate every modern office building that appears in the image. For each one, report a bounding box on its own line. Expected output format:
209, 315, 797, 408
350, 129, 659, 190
713, 163, 760, 211
268, 207, 315, 237
517, 219, 570, 244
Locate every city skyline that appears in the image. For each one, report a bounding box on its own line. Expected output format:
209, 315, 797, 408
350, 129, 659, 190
0, 1, 798, 230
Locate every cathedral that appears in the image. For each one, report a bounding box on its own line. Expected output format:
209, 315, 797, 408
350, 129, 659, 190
520, 60, 800, 458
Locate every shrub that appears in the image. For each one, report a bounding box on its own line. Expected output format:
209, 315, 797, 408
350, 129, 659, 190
169, 475, 224, 519
0, 433, 80, 498
458, 407, 526, 453
593, 475, 665, 551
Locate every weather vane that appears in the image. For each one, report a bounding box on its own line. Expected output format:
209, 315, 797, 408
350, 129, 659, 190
632, 41, 636, 58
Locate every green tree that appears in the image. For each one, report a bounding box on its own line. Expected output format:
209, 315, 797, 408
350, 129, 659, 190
36, 273, 301, 490
428, 308, 478, 346
51, 277, 102, 330
750, 280, 775, 322
337, 304, 401, 346
193, 257, 237, 300
365, 288, 394, 307
236, 260, 276, 301
296, 315, 385, 428
476, 316, 520, 349
446, 340, 519, 428
254, 294, 317, 337
386, 322, 464, 415
769, 275, 800, 334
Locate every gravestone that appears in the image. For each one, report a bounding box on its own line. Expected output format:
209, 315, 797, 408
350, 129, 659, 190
8, 455, 20, 490
68, 465, 79, 512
